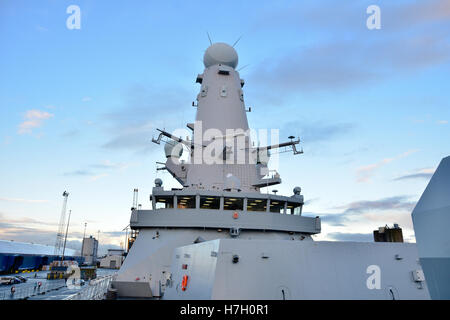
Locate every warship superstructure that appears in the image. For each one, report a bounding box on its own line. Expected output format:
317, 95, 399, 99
110, 42, 439, 300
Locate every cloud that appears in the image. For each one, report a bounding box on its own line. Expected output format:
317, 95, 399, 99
63, 170, 93, 176
102, 122, 157, 153
437, 120, 448, 124
386, 0, 450, 29
18, 109, 54, 134
298, 121, 355, 143
326, 232, 373, 242
304, 195, 417, 228
335, 196, 416, 214
303, 197, 320, 206
249, 1, 450, 94
61, 129, 80, 138
278, 120, 355, 149
0, 212, 56, 226
90, 160, 130, 170
250, 42, 380, 92
101, 84, 191, 154
309, 212, 349, 227
393, 167, 435, 181
0, 213, 124, 255
81, 97, 92, 102
63, 160, 134, 180
0, 213, 75, 250
90, 173, 109, 181
251, 34, 450, 93
0, 197, 49, 204
102, 231, 126, 238
356, 149, 419, 183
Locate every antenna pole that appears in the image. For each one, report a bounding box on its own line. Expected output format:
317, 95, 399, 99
207, 32, 213, 45
232, 35, 243, 48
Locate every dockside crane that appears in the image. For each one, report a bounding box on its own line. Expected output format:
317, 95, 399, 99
54, 191, 69, 256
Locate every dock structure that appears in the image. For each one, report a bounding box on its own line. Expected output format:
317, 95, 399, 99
0, 240, 82, 275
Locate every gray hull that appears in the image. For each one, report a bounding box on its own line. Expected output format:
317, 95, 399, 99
412, 156, 450, 299
164, 239, 430, 300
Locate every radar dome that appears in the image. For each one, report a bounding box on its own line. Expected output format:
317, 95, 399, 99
203, 43, 238, 69
155, 178, 163, 187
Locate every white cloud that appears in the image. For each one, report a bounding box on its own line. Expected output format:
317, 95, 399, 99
437, 120, 448, 124
82, 97, 92, 102
0, 197, 49, 203
18, 109, 54, 134
356, 149, 419, 183
90, 173, 109, 181
393, 167, 435, 181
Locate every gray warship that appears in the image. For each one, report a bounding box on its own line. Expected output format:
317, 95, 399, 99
109, 42, 449, 300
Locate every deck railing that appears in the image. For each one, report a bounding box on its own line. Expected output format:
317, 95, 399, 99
63, 274, 116, 300
0, 279, 66, 300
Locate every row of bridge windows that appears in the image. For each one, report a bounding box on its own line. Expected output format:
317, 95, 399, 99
154, 195, 302, 215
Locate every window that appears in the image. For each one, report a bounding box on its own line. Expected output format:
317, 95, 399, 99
224, 197, 243, 211
286, 202, 302, 215
269, 200, 285, 213
177, 196, 196, 209
246, 198, 267, 212
155, 196, 173, 209
200, 196, 220, 209
218, 69, 230, 75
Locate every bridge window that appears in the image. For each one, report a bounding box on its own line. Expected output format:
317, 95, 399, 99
247, 198, 266, 212
155, 196, 174, 209
224, 197, 243, 211
177, 196, 196, 209
270, 200, 285, 213
200, 196, 220, 209
286, 202, 302, 215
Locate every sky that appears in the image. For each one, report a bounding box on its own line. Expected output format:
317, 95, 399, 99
1, 0, 449, 253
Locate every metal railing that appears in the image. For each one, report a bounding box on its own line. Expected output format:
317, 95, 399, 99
0, 279, 66, 300
64, 274, 115, 300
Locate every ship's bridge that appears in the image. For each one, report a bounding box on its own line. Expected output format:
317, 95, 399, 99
130, 184, 321, 235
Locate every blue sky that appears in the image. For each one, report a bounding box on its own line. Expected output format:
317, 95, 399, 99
1, 0, 449, 252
